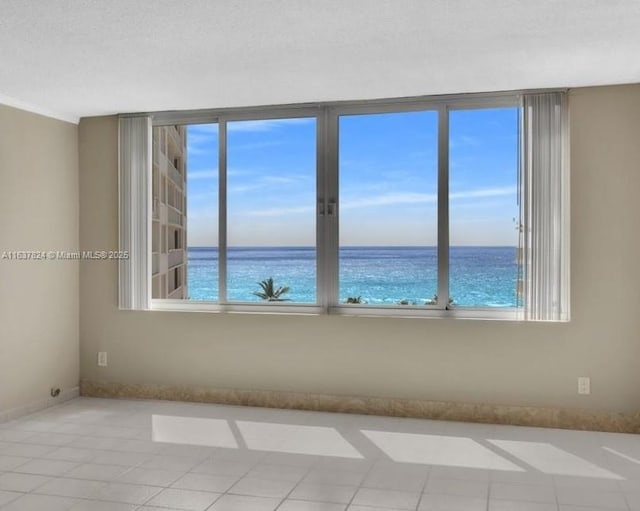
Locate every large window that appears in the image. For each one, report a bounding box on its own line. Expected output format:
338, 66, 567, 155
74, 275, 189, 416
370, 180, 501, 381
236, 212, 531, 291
152, 114, 319, 307
120, 91, 569, 320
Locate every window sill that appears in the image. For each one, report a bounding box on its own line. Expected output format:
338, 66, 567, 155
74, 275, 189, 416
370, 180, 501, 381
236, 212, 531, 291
149, 300, 523, 321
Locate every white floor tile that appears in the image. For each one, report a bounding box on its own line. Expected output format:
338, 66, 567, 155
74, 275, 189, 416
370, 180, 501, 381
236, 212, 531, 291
489, 500, 558, 511
91, 451, 151, 467
0, 490, 22, 507
558, 506, 619, 511
352, 488, 420, 510
3, 421, 60, 433
363, 466, 427, 492
490, 469, 554, 486
626, 492, 640, 511
207, 493, 280, 510
92, 482, 163, 505
171, 472, 238, 493
290, 482, 358, 504
304, 469, 365, 486
228, 476, 297, 498
70, 436, 121, 451
112, 439, 163, 454
0, 472, 51, 492
115, 466, 184, 486
278, 500, 346, 511
191, 459, 254, 477
425, 478, 489, 498
619, 479, 640, 492
0, 455, 30, 471
0, 443, 56, 458
245, 463, 309, 482
13, 458, 78, 476
43, 446, 101, 463
25, 433, 77, 447
0, 493, 78, 511
64, 462, 129, 482
428, 466, 490, 482
90, 427, 141, 440
141, 455, 202, 472
260, 452, 318, 468
68, 501, 137, 511
313, 457, 374, 474
213, 449, 265, 464
0, 430, 36, 442
553, 474, 621, 490
490, 482, 556, 503
159, 444, 217, 459
556, 486, 629, 509
347, 506, 407, 511
34, 477, 107, 499
144, 488, 220, 510
418, 493, 487, 511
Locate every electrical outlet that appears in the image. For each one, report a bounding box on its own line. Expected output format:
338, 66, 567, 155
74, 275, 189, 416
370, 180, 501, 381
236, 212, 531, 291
578, 376, 591, 395
97, 352, 108, 367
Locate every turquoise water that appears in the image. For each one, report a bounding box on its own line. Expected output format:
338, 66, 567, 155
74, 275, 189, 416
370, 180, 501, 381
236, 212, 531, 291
186, 246, 520, 307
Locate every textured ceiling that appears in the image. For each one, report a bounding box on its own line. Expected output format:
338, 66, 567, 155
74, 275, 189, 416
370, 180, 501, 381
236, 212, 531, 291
1, 0, 639, 123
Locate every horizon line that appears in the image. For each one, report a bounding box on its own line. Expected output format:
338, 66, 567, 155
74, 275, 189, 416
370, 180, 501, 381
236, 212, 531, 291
186, 245, 518, 249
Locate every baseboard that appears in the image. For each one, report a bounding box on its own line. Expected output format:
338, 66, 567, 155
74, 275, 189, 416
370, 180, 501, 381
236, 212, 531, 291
0, 386, 79, 423
79, 380, 640, 434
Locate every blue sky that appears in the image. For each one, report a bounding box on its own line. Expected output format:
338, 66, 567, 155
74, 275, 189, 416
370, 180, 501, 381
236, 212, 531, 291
185, 108, 519, 247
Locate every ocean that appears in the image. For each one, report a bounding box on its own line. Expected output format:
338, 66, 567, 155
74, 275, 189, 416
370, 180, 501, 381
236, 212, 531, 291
187, 246, 520, 308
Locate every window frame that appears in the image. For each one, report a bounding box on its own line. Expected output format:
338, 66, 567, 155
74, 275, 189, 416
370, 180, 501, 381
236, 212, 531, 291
147, 92, 527, 320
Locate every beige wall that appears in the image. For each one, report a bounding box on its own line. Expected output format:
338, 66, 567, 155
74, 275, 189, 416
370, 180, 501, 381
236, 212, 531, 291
0, 104, 79, 414
78, 85, 640, 415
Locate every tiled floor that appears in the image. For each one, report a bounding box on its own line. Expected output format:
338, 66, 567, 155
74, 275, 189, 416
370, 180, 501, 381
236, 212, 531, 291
0, 398, 639, 510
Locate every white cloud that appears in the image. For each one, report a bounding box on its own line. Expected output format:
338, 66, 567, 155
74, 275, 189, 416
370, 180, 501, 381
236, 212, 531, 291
227, 118, 314, 133
187, 133, 217, 155
228, 173, 310, 193
231, 140, 284, 151
342, 192, 436, 209
244, 205, 315, 217
450, 185, 516, 200
188, 169, 218, 180
235, 186, 517, 218
342, 185, 517, 209
450, 134, 481, 148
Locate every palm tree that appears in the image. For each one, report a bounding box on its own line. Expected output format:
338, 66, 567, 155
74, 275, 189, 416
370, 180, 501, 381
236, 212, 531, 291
425, 295, 454, 306
253, 277, 291, 301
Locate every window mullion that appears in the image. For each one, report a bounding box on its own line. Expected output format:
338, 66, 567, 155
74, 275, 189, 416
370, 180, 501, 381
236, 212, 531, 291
218, 119, 228, 304
324, 109, 339, 308
437, 105, 450, 309
316, 110, 327, 309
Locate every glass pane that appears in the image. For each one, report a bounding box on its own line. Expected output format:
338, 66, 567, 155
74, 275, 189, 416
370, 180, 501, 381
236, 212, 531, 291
152, 123, 219, 301
339, 111, 438, 306
186, 124, 219, 301
227, 118, 317, 303
449, 107, 520, 307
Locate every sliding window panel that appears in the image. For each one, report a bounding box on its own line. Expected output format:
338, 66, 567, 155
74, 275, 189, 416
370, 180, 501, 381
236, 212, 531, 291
226, 117, 317, 303
448, 107, 520, 307
152, 123, 219, 301
338, 110, 439, 306
185, 124, 219, 301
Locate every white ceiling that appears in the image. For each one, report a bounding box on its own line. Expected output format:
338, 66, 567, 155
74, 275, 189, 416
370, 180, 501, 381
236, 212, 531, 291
1, 0, 639, 123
